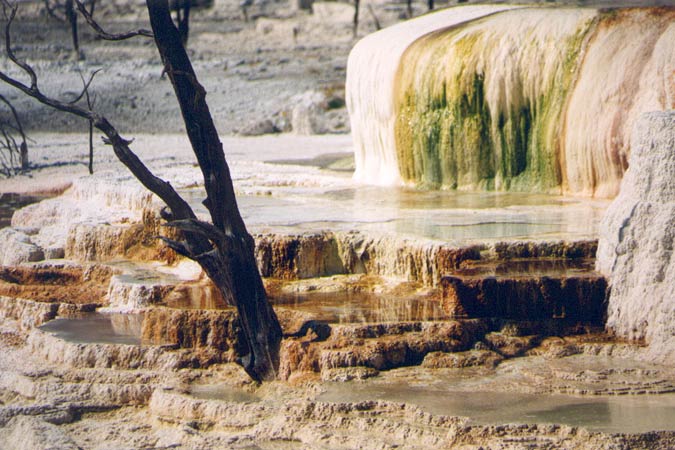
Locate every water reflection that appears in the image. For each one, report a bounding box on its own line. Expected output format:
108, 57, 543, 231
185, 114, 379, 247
188, 383, 260, 403
323, 187, 567, 210
181, 183, 608, 242
319, 383, 675, 433
385, 219, 562, 241
39, 313, 143, 345
457, 258, 596, 278
270, 291, 448, 324
164, 283, 231, 310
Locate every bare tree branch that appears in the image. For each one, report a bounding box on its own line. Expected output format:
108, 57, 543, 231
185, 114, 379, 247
0, 93, 25, 142
164, 217, 230, 250
157, 236, 194, 258
43, 0, 66, 23
2, 3, 37, 89
68, 68, 101, 105
76, 71, 96, 173
74, 0, 153, 40
0, 93, 28, 174
86, 0, 95, 17
367, 4, 381, 31
65, 0, 79, 53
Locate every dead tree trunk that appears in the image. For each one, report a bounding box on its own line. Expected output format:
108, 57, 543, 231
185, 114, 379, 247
173, 0, 191, 46
65, 0, 79, 54
367, 4, 380, 31
0, 93, 28, 174
352, 0, 359, 37
146, 0, 282, 381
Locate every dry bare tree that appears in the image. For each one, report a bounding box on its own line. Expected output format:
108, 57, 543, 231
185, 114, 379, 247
366, 4, 380, 31
0, 0, 282, 382
353, 0, 359, 37
44, 0, 96, 56
0, 93, 28, 176
169, 0, 191, 45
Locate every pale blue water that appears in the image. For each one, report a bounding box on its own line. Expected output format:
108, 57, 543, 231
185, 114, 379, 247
181, 180, 608, 243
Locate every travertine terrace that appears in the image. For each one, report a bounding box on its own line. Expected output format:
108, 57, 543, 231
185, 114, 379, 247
1, 1, 674, 449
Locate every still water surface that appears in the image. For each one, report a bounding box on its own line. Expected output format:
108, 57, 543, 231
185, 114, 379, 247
39, 313, 143, 345
319, 382, 675, 434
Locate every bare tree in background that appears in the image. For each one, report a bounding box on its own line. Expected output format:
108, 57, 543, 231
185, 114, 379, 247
366, 4, 380, 31
43, 0, 96, 56
353, 0, 359, 37
47, 0, 201, 52
0, 94, 28, 176
0, 0, 282, 382
170, 0, 191, 45
64, 0, 78, 53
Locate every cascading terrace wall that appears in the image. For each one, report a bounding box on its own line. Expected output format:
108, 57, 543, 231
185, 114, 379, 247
347, 6, 675, 197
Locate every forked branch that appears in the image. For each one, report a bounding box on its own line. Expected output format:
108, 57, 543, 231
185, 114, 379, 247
74, 0, 153, 40
0, 93, 28, 175
2, 2, 37, 89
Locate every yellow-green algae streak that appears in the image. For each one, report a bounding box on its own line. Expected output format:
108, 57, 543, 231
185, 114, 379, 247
348, 7, 675, 196
394, 9, 597, 193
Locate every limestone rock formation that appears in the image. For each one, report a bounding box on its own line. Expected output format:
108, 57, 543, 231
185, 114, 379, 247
440, 270, 607, 325
347, 6, 675, 196
10, 177, 163, 264
597, 111, 675, 364
1, 416, 81, 450
291, 90, 327, 135
0, 228, 44, 266
421, 349, 503, 369
255, 231, 484, 286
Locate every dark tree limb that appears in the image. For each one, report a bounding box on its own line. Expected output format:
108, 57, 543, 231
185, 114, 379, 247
69, 68, 100, 105
77, 71, 96, 173
65, 0, 79, 54
352, 0, 359, 37
2, 3, 37, 89
164, 218, 228, 248
158, 235, 194, 259
86, 0, 95, 16
0, 93, 28, 173
0, 94, 26, 147
43, 0, 66, 22
367, 4, 380, 31
74, 0, 153, 40
173, 0, 190, 45
146, 0, 281, 381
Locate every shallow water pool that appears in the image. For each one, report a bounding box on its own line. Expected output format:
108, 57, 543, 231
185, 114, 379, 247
39, 313, 143, 345
271, 290, 449, 324
319, 382, 675, 434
